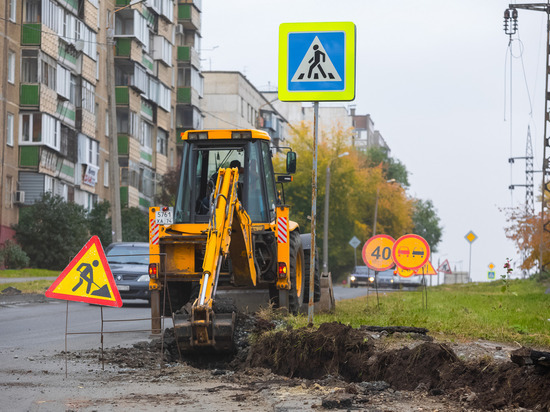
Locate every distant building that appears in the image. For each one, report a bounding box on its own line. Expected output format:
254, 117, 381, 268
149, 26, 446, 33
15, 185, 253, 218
444, 272, 470, 284
202, 71, 288, 147
261, 92, 389, 152
350, 109, 390, 154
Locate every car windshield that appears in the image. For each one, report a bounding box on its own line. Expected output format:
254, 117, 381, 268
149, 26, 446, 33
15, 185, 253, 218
355, 267, 370, 275
107, 245, 149, 265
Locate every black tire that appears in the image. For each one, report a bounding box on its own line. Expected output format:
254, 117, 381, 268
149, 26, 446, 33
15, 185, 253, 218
288, 231, 305, 314
301, 234, 321, 303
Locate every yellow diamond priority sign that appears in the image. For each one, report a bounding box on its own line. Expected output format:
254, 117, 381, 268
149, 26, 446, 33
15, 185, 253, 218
465, 231, 478, 244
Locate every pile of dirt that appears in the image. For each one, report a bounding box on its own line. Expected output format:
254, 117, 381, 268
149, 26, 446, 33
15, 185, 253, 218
248, 322, 550, 411
74, 316, 550, 411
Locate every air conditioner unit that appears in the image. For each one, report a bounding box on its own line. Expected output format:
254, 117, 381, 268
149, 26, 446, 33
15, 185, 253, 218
14, 191, 25, 204
175, 24, 184, 35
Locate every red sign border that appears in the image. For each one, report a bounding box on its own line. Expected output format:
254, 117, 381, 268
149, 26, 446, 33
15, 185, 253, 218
45, 236, 122, 307
392, 234, 430, 271
362, 234, 396, 271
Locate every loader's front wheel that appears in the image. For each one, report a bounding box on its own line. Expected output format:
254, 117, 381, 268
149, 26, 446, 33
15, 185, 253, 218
288, 230, 305, 314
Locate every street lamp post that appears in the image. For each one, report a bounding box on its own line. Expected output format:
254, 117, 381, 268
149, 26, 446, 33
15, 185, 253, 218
322, 152, 349, 275
372, 179, 396, 237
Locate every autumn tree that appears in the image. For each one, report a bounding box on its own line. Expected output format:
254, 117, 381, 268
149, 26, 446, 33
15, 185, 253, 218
504, 207, 543, 272
278, 122, 414, 278
412, 199, 443, 253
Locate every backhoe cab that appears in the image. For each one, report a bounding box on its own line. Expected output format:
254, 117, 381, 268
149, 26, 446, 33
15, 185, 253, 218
149, 129, 313, 352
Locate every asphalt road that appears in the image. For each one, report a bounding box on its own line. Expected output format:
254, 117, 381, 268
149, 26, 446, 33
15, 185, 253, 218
0, 284, 377, 357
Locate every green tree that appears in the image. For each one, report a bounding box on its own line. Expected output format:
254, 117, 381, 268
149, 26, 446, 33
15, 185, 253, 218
121, 207, 148, 242
412, 199, 443, 253
361, 146, 409, 187
87, 200, 112, 248
14, 193, 89, 270
155, 168, 180, 207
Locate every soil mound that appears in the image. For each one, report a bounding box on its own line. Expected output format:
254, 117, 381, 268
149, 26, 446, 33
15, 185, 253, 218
247, 322, 550, 410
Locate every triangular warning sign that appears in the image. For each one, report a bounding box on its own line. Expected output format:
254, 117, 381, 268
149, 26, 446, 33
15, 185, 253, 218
291, 36, 342, 82
46, 236, 122, 307
395, 260, 437, 278
422, 260, 438, 275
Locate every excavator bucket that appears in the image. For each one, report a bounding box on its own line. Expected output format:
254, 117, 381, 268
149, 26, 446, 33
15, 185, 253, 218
172, 311, 236, 352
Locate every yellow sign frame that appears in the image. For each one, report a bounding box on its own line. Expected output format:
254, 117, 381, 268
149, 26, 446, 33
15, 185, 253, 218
278, 22, 356, 102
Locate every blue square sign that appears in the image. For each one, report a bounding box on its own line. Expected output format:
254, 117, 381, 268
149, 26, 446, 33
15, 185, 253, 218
279, 22, 356, 102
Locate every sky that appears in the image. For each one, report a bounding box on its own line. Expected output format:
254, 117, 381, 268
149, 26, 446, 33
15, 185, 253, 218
200, 0, 547, 282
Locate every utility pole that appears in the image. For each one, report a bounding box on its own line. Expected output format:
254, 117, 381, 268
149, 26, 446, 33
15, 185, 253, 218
107, 7, 122, 243
504, 4, 550, 273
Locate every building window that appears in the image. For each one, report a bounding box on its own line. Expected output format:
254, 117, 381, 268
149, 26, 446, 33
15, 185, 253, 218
5, 176, 13, 207
80, 80, 95, 113
69, 74, 77, 105
157, 128, 167, 156
6, 113, 14, 146
41, 57, 57, 90
104, 160, 109, 187
8, 0, 16, 22
7, 51, 15, 84
20, 113, 61, 150
23, 0, 40, 23
86, 137, 99, 166
21, 50, 38, 83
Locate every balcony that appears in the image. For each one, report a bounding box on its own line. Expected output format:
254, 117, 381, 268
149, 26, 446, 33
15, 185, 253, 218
21, 24, 41, 46
177, 87, 201, 107
178, 3, 201, 31
19, 146, 40, 168
20, 84, 40, 107
177, 46, 200, 68
116, 87, 130, 105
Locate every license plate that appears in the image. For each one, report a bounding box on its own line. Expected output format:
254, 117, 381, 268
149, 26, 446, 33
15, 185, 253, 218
117, 285, 130, 291
155, 208, 173, 225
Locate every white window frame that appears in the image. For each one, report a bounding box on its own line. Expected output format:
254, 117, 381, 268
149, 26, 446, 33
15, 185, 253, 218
19, 113, 61, 151
7, 51, 15, 84
104, 160, 109, 187
6, 113, 14, 147
8, 0, 16, 22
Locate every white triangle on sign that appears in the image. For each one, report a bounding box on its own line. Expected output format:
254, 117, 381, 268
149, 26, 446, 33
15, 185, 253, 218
291, 36, 342, 83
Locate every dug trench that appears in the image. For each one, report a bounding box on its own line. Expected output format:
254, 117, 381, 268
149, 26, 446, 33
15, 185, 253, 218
84, 311, 550, 411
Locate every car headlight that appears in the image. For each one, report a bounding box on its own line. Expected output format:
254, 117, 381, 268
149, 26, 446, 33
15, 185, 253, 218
390, 279, 394, 283
350, 276, 356, 282
368, 277, 375, 282
137, 275, 150, 282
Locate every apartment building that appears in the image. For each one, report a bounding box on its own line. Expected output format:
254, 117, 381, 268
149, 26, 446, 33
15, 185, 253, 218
0, 0, 203, 245
202, 71, 287, 148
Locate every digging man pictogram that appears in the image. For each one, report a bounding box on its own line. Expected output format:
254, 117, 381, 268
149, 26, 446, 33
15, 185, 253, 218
72, 260, 112, 298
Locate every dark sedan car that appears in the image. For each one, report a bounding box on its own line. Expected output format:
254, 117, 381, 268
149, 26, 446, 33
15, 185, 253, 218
105, 242, 150, 302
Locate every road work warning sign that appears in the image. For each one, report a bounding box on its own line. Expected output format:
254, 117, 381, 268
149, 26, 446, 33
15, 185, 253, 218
46, 236, 122, 307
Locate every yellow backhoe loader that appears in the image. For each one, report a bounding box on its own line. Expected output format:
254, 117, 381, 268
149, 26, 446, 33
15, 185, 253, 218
148, 129, 323, 351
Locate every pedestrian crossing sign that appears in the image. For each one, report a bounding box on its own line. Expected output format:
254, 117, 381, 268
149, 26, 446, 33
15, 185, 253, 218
279, 22, 356, 101
45, 236, 122, 307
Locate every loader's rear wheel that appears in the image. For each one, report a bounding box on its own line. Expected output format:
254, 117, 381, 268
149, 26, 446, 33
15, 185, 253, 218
268, 231, 305, 314
288, 231, 305, 314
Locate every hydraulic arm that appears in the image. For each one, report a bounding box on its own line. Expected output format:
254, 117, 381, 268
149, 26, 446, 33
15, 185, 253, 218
175, 167, 257, 351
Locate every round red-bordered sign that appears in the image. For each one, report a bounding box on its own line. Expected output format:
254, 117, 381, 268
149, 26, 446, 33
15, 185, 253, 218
362, 234, 395, 271
392, 234, 430, 270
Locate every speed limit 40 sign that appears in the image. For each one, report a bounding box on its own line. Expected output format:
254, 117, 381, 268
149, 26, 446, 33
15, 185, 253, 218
362, 234, 395, 271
